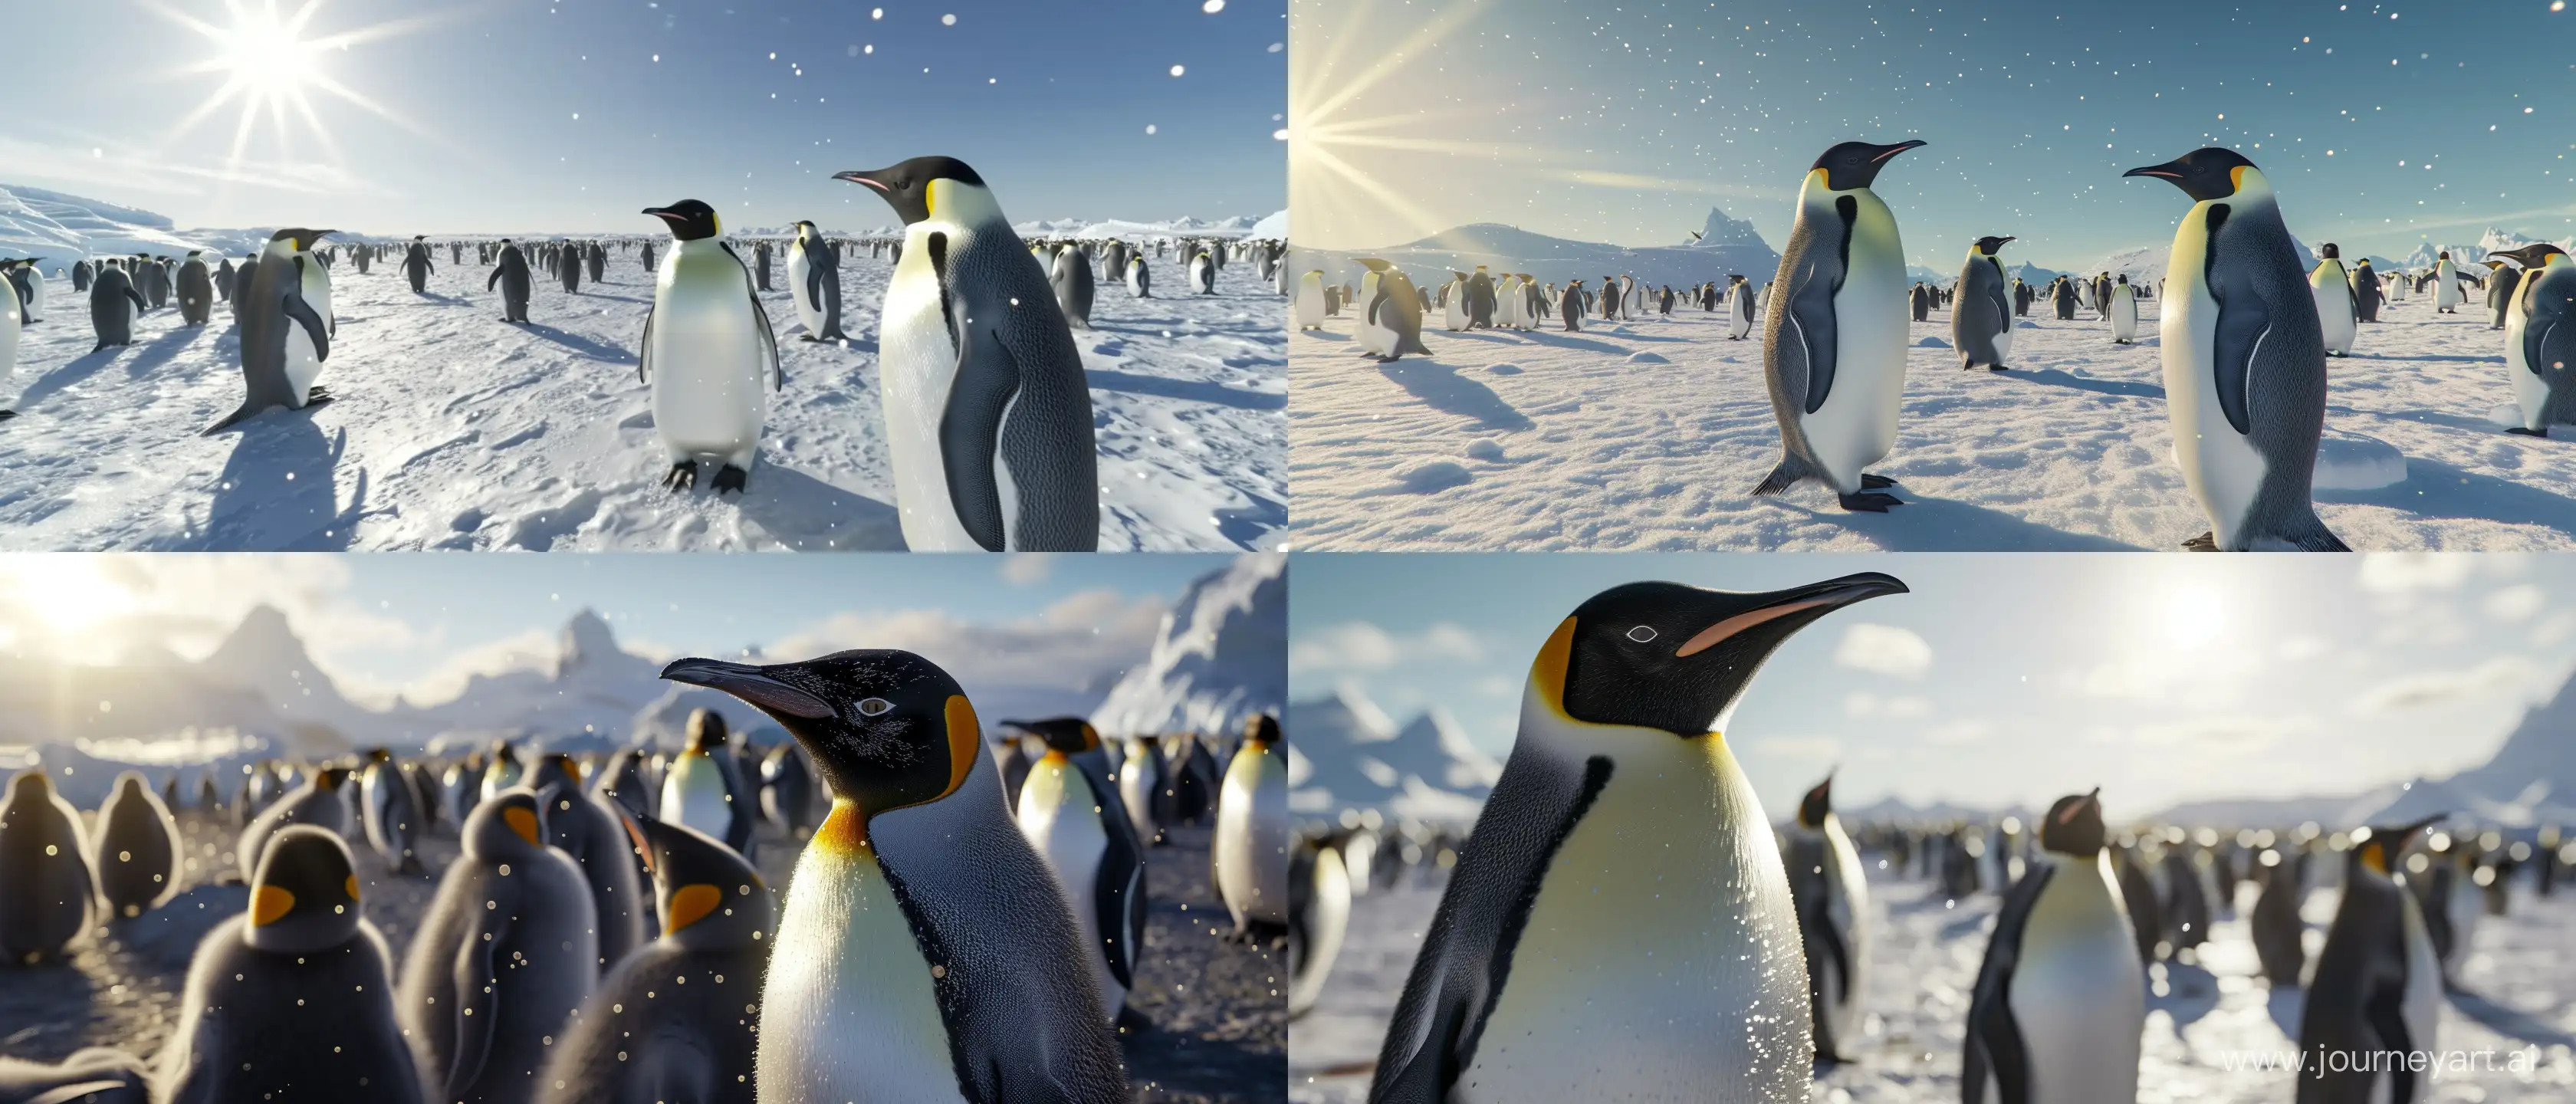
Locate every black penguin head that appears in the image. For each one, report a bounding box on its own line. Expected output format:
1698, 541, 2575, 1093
1538, 573, 1907, 738
2124, 147, 2258, 202
1796, 773, 1834, 829
644, 199, 721, 242
310, 765, 351, 794
834, 156, 990, 225
2353, 813, 2445, 877
661, 650, 981, 840
245, 825, 363, 952
614, 810, 772, 946
1973, 236, 2015, 256
462, 787, 547, 862
1244, 713, 1281, 748
113, 770, 150, 803
1004, 718, 1101, 757
2438, 251, 2452, 261
2492, 244, 2568, 269
2039, 789, 2106, 857
2319, 243, 2341, 259
1811, 140, 1925, 191
685, 708, 730, 754
532, 752, 583, 795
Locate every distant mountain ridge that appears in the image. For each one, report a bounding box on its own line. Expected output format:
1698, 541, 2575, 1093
1296, 209, 1781, 290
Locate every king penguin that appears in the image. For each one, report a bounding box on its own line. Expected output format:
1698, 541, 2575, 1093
1214, 713, 1290, 942
658, 649, 1128, 1103
837, 156, 1102, 552
2125, 149, 2348, 551
94, 770, 180, 919
787, 221, 848, 341
662, 708, 759, 859
0, 770, 95, 964
1962, 790, 2145, 1104
2496, 244, 2576, 436
2313, 244, 2358, 356
1007, 718, 1148, 1027
531, 754, 648, 974
1755, 140, 1926, 512
1782, 771, 1870, 1064
2295, 816, 2446, 1104
236, 765, 352, 882
1368, 572, 1907, 1103
159, 826, 427, 1104
641, 200, 781, 495
1954, 235, 2016, 371
359, 748, 424, 875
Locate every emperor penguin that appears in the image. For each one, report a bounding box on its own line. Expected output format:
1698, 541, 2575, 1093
176, 250, 214, 325
641, 200, 782, 495
787, 221, 848, 341
2495, 244, 2576, 436
203, 231, 335, 435
2125, 149, 2348, 551
159, 826, 428, 1104
663, 708, 759, 859
1126, 252, 1152, 298
1189, 245, 1217, 294
1119, 734, 1171, 846
837, 156, 1102, 552
490, 239, 533, 323
2484, 258, 2520, 330
86, 260, 146, 352
2434, 251, 2465, 313
0, 770, 95, 963
1296, 270, 1329, 330
593, 748, 656, 822
1215, 713, 1290, 942
2295, 816, 2446, 1104
2250, 846, 2307, 987
2109, 274, 2141, 343
1288, 833, 1352, 1020
1007, 718, 1148, 1027
1962, 790, 2146, 1104
537, 810, 773, 1104
1441, 272, 1468, 330
1368, 572, 1907, 1102
0, 261, 18, 422
1754, 140, 1927, 513
236, 765, 352, 882
2351, 259, 2383, 323
1355, 258, 1431, 363
531, 754, 648, 974
657, 649, 1129, 1103
2312, 244, 2358, 356
1782, 772, 1869, 1063
402, 235, 435, 294
1052, 243, 1097, 329
359, 748, 423, 874
481, 741, 526, 800
1954, 235, 2016, 370
94, 770, 180, 919
399, 789, 599, 1103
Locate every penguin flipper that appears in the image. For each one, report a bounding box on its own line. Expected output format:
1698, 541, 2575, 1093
1083, 759, 1146, 991
444, 910, 509, 1096
638, 306, 656, 384
283, 291, 330, 365
2203, 205, 2262, 436
1964, 862, 2053, 1104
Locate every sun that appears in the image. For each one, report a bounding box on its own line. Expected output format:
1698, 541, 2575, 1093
218, 2, 322, 99
149, 0, 443, 170
2160, 586, 2226, 649
6, 560, 136, 634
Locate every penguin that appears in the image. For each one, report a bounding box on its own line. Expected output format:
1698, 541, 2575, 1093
592, 748, 656, 822
786, 221, 848, 341
1954, 235, 2016, 371
70, 258, 91, 293
1214, 713, 1289, 943
1168, 731, 1220, 826
1007, 718, 1148, 1027
2161, 840, 2214, 953
2495, 245, 2576, 436
1441, 272, 1468, 331
285, 233, 335, 386
489, 239, 533, 323
2295, 816, 2445, 1104
359, 748, 423, 874
2052, 277, 2078, 321
557, 239, 583, 294
1287, 833, 1352, 1021
1558, 279, 1584, 332
639, 200, 782, 495
2351, 259, 2383, 324
1296, 270, 1328, 330
482, 741, 527, 800
1781, 772, 1868, 1063
397, 789, 600, 1104
203, 229, 336, 433
657, 649, 1128, 1103
0, 770, 94, 964
1125, 252, 1151, 299
761, 740, 820, 835
402, 235, 435, 294
1727, 274, 1756, 339
640, 239, 657, 274
2312, 244, 2358, 356
1368, 573, 1906, 1102
86, 261, 147, 353
2125, 149, 2348, 551
753, 239, 774, 292
2434, 251, 2465, 314
236, 765, 351, 882
175, 251, 214, 325
1189, 246, 1217, 294
662, 708, 757, 858
2111, 839, 2164, 965
2250, 847, 2306, 987
836, 156, 1102, 552
94, 770, 180, 920
1755, 140, 1926, 512
1052, 243, 1096, 330
1354, 258, 1431, 363
528, 754, 646, 974
0, 1048, 150, 1102
1961, 790, 2145, 1104
443, 755, 485, 826
2109, 274, 2141, 344
536, 810, 771, 1104
996, 734, 1033, 810
2483, 258, 2520, 330
159, 826, 427, 1104
1119, 734, 1170, 846
586, 241, 605, 284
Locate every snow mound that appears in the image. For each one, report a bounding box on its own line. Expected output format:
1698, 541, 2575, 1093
2488, 403, 2526, 429
1915, 336, 1950, 349
1088, 554, 1286, 738
1385, 462, 1470, 495
1626, 351, 1670, 364
1248, 209, 1288, 241
1464, 439, 1504, 462
1484, 363, 1521, 375
2311, 432, 2407, 491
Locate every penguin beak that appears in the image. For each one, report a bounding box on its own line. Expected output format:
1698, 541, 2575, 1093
1674, 572, 1908, 658
832, 169, 893, 192
1871, 140, 1927, 161
661, 658, 836, 720
642, 207, 681, 221
2122, 161, 2185, 180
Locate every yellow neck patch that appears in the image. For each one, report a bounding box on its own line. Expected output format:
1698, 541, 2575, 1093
818, 799, 872, 853
1530, 616, 1577, 717
2229, 165, 2249, 192
251, 885, 295, 926
504, 806, 540, 845
942, 695, 979, 800
2361, 842, 2389, 875
666, 882, 722, 935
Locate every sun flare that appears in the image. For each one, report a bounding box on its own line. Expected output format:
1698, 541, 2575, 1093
149, 0, 440, 172
218, 2, 322, 99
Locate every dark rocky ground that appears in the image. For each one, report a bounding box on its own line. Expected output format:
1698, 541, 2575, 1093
0, 803, 1283, 1102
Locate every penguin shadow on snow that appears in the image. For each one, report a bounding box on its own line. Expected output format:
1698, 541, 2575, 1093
1375, 362, 1533, 431
2445, 987, 2576, 1050
720, 464, 905, 550
1084, 369, 1285, 411
1450, 330, 1633, 358
177, 420, 369, 550
1301, 330, 1351, 343
2147, 958, 2222, 1033
0, 961, 100, 1053
2003, 367, 2167, 401
518, 322, 636, 365
1767, 490, 2144, 551
15, 322, 209, 409
2315, 456, 2576, 534
1213, 491, 1287, 548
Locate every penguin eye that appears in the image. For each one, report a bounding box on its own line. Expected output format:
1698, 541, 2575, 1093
1625, 626, 1658, 644
856, 698, 894, 718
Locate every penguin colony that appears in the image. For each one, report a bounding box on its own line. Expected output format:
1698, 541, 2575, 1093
0, 159, 1288, 551
1293, 141, 2576, 552
0, 655, 1286, 1103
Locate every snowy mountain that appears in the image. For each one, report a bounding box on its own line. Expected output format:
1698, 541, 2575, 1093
1682, 206, 1764, 249
1013, 214, 1273, 242
1089, 554, 1286, 738
0, 184, 238, 269
2393, 228, 2575, 273
1299, 219, 1781, 291
2090, 237, 2317, 288
1284, 685, 1497, 824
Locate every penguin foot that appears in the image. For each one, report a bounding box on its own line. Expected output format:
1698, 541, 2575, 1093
1837, 491, 1903, 512
663, 460, 699, 492
711, 465, 751, 495
1987, 364, 2009, 372
2508, 426, 2548, 438
798, 335, 820, 342
2183, 531, 2220, 552
300, 393, 336, 411
1859, 473, 1898, 489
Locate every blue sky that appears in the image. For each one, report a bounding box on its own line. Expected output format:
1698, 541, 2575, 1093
5, 0, 1285, 235
1290, 553, 2576, 817
1291, 0, 2575, 270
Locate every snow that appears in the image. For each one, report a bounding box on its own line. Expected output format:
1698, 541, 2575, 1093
1089, 553, 1286, 738
1290, 291, 2576, 551
0, 227, 1285, 552
1292, 859, 2576, 1102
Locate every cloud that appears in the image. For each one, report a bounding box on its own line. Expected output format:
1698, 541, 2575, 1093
1288, 620, 1484, 678
1833, 623, 1932, 679
762, 589, 1168, 703
2483, 584, 2546, 623
1927, 720, 1993, 745
2357, 656, 2545, 713
1000, 554, 1053, 586
1845, 692, 1932, 720
2358, 554, 2475, 593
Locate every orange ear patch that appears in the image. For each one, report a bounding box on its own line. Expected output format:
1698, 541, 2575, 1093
251, 886, 295, 926
344, 875, 360, 902
1530, 617, 1577, 714
666, 883, 722, 934
504, 806, 540, 845
943, 696, 979, 800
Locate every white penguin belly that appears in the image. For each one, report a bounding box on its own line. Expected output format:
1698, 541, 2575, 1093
1800, 193, 1908, 492
1461, 722, 1809, 1102
2397, 891, 2442, 1080
650, 250, 769, 464
2506, 299, 2548, 429
2436, 265, 2463, 309
2008, 853, 2145, 1104
787, 246, 823, 336
1214, 747, 1289, 927
877, 231, 987, 552
1, 290, 18, 383
2315, 266, 2356, 353
1016, 760, 1122, 1020
758, 829, 966, 1104
1295, 279, 1325, 327
662, 754, 734, 843
1819, 820, 1871, 1048
2160, 213, 2270, 546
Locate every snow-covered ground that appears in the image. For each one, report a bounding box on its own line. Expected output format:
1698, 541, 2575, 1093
1291, 861, 2576, 1102
1289, 294, 2572, 550
0, 245, 1284, 550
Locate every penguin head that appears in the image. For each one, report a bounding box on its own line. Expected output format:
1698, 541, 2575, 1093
2124, 147, 2259, 202
1004, 718, 1100, 759
835, 156, 994, 226
532, 752, 583, 795
113, 770, 150, 803
1244, 713, 1281, 749
644, 200, 721, 242
2039, 789, 2106, 857
661, 651, 982, 836
2319, 243, 2341, 260
1796, 773, 1834, 829
1809, 140, 1925, 191
1972, 236, 2014, 256
1536, 573, 1908, 738
462, 787, 547, 862
245, 825, 363, 952
614, 810, 772, 947
2493, 244, 2568, 270
686, 708, 730, 754
2353, 814, 2444, 877
310, 765, 351, 793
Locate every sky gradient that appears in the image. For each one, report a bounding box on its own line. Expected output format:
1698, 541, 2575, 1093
1290, 553, 2576, 818
8, 0, 1286, 235
1291, 0, 2575, 271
